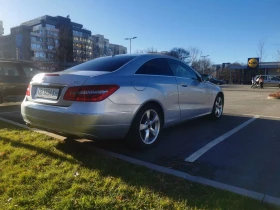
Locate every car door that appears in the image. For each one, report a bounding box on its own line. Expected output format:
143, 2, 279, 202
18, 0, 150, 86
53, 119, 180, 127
269, 76, 280, 87
264, 76, 272, 87
167, 59, 212, 119
134, 58, 180, 122
0, 62, 23, 103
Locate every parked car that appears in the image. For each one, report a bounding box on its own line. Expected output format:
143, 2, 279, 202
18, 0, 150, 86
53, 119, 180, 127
21, 54, 224, 148
201, 74, 225, 85
209, 78, 226, 85
0, 59, 43, 103
254, 75, 280, 88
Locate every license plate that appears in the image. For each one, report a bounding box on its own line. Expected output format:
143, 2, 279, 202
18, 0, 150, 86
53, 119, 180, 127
36, 87, 59, 100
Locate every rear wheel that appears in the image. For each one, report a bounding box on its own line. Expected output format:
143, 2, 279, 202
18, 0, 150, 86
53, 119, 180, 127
126, 104, 162, 149
210, 94, 223, 119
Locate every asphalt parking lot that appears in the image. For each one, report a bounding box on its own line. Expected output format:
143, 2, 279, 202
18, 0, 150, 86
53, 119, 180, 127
1, 85, 280, 198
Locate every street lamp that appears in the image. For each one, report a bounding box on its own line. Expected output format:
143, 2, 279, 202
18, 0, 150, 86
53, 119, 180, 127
125, 37, 137, 54
200, 55, 209, 74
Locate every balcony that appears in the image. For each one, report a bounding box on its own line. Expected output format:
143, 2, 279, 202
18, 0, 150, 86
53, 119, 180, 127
30, 32, 42, 37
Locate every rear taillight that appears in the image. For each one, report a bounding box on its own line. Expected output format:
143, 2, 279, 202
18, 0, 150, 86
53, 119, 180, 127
63, 85, 119, 102
26, 85, 30, 96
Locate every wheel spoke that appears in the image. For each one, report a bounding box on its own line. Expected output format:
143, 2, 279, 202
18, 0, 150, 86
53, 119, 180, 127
216, 101, 219, 107
140, 123, 148, 131
215, 109, 220, 116
149, 128, 157, 136
145, 129, 150, 141
151, 115, 159, 125
146, 110, 150, 120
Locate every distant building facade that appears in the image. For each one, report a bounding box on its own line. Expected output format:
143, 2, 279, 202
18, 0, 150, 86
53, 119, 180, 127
0, 15, 127, 67
109, 43, 127, 55
0, 21, 3, 37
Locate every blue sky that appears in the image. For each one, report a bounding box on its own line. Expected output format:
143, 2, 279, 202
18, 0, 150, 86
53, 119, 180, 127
1, 0, 280, 64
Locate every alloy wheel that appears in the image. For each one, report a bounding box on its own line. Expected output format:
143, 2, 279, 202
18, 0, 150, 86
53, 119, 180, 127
139, 109, 160, 144
215, 97, 223, 118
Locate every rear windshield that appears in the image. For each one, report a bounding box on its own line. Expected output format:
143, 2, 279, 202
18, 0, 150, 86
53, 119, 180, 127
65, 56, 136, 72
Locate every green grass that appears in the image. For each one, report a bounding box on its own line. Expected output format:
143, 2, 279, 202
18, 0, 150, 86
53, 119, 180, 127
0, 121, 277, 210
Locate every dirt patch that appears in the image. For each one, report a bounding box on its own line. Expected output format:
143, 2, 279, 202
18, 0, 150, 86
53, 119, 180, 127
268, 91, 280, 99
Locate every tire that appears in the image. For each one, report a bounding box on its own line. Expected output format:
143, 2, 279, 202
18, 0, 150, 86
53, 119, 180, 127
126, 104, 162, 149
210, 94, 223, 120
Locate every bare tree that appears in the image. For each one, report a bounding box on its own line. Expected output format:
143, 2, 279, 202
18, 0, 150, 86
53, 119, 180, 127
167, 47, 190, 63
191, 58, 212, 74
145, 47, 158, 53
256, 37, 267, 67
135, 47, 158, 54
188, 47, 202, 64
134, 49, 145, 54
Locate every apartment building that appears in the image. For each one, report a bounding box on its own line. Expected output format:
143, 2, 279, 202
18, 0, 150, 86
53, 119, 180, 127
0, 15, 127, 65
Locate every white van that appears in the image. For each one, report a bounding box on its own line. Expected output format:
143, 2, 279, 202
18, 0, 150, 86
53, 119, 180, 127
254, 75, 280, 88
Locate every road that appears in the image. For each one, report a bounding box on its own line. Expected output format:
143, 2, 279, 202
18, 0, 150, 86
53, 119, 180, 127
1, 85, 280, 198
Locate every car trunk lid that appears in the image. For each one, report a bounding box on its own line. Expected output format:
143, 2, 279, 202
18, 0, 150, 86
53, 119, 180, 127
28, 71, 109, 106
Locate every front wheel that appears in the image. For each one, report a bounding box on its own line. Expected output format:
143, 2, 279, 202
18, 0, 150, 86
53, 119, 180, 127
210, 94, 223, 119
126, 105, 162, 149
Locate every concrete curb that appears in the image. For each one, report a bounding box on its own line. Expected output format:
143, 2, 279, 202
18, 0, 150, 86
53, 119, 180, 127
1, 116, 280, 207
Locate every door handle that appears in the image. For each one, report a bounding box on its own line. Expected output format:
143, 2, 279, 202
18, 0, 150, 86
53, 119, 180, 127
180, 83, 188, 87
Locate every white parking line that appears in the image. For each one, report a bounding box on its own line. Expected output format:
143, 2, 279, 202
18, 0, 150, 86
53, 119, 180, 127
185, 115, 260, 162
242, 114, 280, 120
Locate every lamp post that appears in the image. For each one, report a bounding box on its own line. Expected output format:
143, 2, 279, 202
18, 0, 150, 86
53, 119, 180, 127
200, 55, 209, 74
125, 37, 137, 54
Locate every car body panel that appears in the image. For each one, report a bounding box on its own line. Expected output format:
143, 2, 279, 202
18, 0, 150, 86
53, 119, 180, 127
21, 54, 223, 140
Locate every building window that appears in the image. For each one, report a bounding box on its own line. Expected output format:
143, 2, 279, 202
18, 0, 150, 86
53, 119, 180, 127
32, 24, 41, 32
31, 36, 43, 42
31, 43, 43, 49
46, 24, 55, 29
47, 30, 58, 36
35, 52, 46, 58
48, 45, 54, 50
73, 30, 82, 37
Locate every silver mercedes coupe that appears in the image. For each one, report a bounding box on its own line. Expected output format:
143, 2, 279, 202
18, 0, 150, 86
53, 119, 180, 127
21, 54, 224, 148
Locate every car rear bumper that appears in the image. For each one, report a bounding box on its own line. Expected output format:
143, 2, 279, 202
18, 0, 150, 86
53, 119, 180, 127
21, 99, 139, 139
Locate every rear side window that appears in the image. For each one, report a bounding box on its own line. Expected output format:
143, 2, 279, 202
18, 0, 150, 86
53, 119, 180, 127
0, 63, 20, 76
66, 56, 136, 72
22, 66, 42, 77
135, 58, 173, 76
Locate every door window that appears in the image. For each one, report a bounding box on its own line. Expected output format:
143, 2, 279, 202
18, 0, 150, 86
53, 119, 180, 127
271, 76, 280, 81
167, 59, 198, 80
